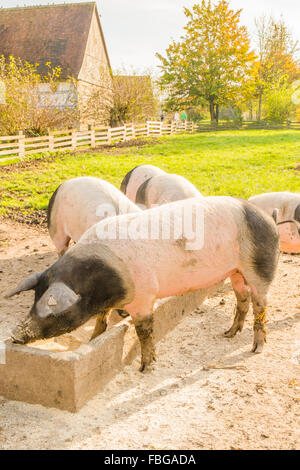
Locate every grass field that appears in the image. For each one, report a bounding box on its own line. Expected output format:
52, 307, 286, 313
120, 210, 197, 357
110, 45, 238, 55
0, 129, 299, 216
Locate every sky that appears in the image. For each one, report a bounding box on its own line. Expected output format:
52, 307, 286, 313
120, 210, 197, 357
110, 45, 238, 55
0, 0, 299, 71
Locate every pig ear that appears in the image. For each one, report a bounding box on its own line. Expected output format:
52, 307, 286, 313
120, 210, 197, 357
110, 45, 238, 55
36, 282, 79, 319
5, 272, 43, 298
272, 208, 279, 224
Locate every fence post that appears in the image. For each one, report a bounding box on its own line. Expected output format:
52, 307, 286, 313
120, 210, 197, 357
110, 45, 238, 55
170, 121, 175, 135
147, 121, 151, 137
123, 125, 127, 142
71, 130, 77, 150
91, 129, 96, 148
48, 134, 54, 152
132, 124, 136, 139
107, 128, 112, 145
160, 122, 163, 135
18, 131, 25, 158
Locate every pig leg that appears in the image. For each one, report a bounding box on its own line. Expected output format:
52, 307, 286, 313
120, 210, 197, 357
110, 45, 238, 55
224, 272, 251, 338
52, 231, 71, 257
250, 286, 268, 354
125, 274, 158, 371
127, 295, 157, 372
90, 310, 109, 340
133, 314, 156, 372
242, 268, 269, 353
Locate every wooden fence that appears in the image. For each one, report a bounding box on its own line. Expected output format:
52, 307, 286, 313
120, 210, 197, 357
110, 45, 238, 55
0, 120, 299, 161
195, 120, 300, 132
0, 121, 195, 161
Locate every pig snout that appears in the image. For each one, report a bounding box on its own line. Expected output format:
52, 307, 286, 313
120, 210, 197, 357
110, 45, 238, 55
11, 315, 44, 344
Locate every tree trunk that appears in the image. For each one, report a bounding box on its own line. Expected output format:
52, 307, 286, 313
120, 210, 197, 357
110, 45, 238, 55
258, 91, 263, 121
209, 101, 217, 124
216, 104, 219, 125
249, 101, 253, 121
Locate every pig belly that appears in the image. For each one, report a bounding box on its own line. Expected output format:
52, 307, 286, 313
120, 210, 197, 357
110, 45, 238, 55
154, 246, 239, 298
107, 238, 239, 300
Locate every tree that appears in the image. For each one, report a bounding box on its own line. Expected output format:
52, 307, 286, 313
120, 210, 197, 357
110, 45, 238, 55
263, 77, 296, 123
110, 70, 157, 125
255, 15, 300, 121
157, 1, 256, 123
0, 56, 77, 135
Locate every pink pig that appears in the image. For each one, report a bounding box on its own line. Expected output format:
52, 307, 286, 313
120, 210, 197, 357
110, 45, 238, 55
8, 197, 279, 371
249, 192, 300, 253
120, 165, 166, 203
48, 176, 141, 256
135, 173, 203, 208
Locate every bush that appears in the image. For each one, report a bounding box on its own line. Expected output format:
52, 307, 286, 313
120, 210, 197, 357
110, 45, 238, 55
0, 56, 77, 136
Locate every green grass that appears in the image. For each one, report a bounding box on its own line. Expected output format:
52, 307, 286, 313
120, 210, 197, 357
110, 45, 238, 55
0, 129, 299, 215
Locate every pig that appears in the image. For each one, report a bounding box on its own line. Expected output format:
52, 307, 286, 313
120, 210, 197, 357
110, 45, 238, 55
120, 165, 166, 203
135, 173, 203, 208
7, 196, 279, 372
249, 192, 300, 253
48, 176, 141, 256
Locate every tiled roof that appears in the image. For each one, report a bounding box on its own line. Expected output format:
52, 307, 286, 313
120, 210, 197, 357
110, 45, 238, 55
0, 2, 97, 78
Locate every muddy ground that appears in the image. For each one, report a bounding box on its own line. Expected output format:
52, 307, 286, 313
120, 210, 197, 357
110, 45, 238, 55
0, 218, 299, 450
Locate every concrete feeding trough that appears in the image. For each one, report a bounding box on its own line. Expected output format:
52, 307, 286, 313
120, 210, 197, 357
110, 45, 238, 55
0, 284, 221, 412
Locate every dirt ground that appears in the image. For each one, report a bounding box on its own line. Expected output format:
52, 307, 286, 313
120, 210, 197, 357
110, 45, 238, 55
0, 218, 299, 450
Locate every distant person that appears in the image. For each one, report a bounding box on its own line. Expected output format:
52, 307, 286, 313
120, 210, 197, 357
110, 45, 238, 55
174, 111, 180, 122
180, 110, 187, 123
160, 113, 165, 122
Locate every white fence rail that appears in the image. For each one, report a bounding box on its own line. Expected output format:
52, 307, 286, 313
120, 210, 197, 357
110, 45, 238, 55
0, 119, 298, 161
0, 121, 195, 161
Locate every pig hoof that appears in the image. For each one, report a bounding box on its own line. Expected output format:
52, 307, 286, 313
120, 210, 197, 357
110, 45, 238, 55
139, 363, 152, 373
139, 351, 156, 372
251, 342, 264, 354
224, 326, 239, 338
139, 363, 155, 373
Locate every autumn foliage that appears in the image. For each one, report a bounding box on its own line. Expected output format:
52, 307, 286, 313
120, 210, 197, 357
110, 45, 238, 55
0, 56, 77, 136
158, 1, 300, 124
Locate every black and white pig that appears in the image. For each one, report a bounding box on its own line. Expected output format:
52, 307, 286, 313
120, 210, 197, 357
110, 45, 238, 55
249, 192, 300, 253
135, 173, 203, 208
120, 164, 166, 203
7, 197, 279, 371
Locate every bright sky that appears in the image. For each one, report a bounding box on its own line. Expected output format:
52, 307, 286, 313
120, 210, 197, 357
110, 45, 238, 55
0, 0, 299, 71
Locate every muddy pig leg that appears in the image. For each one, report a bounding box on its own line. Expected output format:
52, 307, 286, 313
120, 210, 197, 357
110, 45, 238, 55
133, 314, 156, 372
90, 310, 109, 340
251, 287, 268, 354
224, 272, 251, 338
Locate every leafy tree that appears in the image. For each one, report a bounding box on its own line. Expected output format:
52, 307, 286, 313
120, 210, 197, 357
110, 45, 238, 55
110, 70, 157, 125
263, 77, 296, 123
157, 1, 256, 123
255, 15, 300, 120
84, 67, 158, 126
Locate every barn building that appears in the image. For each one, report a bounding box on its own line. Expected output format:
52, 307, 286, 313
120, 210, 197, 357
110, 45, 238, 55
0, 2, 112, 125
